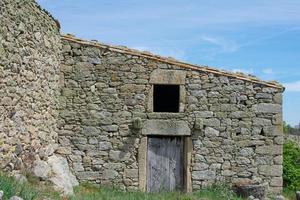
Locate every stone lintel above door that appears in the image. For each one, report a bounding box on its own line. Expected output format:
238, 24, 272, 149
142, 120, 191, 136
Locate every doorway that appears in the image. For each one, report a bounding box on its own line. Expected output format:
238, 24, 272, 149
146, 136, 184, 192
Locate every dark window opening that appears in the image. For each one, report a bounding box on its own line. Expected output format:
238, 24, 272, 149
153, 84, 180, 112
260, 128, 265, 136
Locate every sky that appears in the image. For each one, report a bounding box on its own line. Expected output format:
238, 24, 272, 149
37, 0, 300, 126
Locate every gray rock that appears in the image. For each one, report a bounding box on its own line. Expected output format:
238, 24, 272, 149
102, 125, 118, 132
14, 174, 27, 184
33, 160, 51, 180
274, 195, 285, 200
99, 141, 112, 151
9, 197, 23, 200
204, 127, 219, 137
192, 170, 216, 180
247, 196, 255, 200
0, 191, 3, 200
193, 163, 209, 171
48, 155, 79, 195
142, 120, 191, 136
239, 148, 254, 157
253, 103, 281, 114
103, 169, 118, 179
124, 169, 138, 178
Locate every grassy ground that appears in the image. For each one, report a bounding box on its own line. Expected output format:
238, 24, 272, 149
73, 182, 243, 200
0, 172, 243, 200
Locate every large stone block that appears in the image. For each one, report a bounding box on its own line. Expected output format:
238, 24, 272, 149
258, 165, 282, 177
193, 163, 209, 171
109, 150, 131, 162
229, 111, 252, 119
256, 145, 282, 155
192, 170, 216, 180
204, 127, 219, 137
124, 169, 138, 178
76, 171, 101, 180
253, 103, 282, 114
270, 177, 283, 187
149, 69, 186, 85
103, 169, 118, 179
142, 120, 191, 136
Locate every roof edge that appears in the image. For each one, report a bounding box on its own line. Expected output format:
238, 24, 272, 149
61, 34, 284, 91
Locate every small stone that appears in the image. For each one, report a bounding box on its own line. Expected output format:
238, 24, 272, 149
239, 148, 254, 157
124, 169, 138, 178
0, 191, 3, 200
9, 197, 23, 200
204, 127, 219, 137
102, 125, 118, 132
14, 174, 27, 184
15, 144, 22, 156
274, 195, 285, 200
296, 191, 300, 200
103, 169, 118, 179
99, 142, 112, 151
248, 196, 255, 200
193, 163, 209, 171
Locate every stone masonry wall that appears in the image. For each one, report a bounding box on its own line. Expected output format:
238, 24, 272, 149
59, 38, 284, 194
0, 0, 61, 171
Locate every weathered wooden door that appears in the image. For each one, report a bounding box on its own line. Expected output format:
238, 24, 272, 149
147, 136, 184, 192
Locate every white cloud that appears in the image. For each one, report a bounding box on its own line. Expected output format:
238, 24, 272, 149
199, 35, 239, 53
284, 81, 300, 92
262, 68, 273, 75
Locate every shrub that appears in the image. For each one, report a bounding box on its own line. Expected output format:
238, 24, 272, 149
0, 172, 38, 200
283, 141, 300, 190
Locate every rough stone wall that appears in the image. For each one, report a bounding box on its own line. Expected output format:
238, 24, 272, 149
59, 38, 284, 194
0, 0, 61, 171
285, 134, 300, 147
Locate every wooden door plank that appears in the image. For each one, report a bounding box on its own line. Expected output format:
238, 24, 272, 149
147, 137, 184, 192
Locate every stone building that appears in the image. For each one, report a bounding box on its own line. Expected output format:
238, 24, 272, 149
1, 0, 285, 195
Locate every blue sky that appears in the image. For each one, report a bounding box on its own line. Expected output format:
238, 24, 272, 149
37, 0, 300, 126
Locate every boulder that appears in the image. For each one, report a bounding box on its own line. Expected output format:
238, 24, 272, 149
33, 160, 51, 180
48, 155, 79, 195
235, 183, 267, 199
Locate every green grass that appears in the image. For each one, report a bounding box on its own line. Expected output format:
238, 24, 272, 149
0, 172, 60, 200
72, 183, 243, 200
283, 188, 297, 200
0, 172, 250, 200
0, 172, 243, 200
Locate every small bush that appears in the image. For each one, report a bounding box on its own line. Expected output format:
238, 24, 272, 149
0, 172, 38, 200
72, 183, 243, 200
283, 141, 300, 191
194, 184, 243, 200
